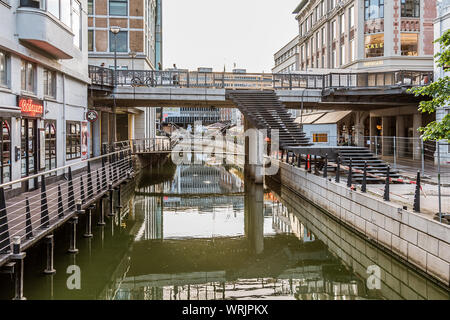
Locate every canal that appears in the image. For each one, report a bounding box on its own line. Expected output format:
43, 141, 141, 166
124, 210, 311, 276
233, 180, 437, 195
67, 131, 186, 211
0, 157, 449, 300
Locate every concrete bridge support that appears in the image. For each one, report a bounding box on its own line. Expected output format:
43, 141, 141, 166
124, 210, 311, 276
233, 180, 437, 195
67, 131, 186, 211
244, 118, 264, 184
245, 178, 264, 255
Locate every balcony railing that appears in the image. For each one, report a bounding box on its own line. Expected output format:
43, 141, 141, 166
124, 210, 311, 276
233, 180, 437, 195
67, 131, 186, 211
88, 66, 433, 91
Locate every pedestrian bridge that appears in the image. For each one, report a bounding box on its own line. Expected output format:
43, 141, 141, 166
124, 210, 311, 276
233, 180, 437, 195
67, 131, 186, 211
89, 66, 431, 110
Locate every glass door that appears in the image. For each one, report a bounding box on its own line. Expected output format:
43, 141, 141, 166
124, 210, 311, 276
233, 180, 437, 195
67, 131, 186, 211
21, 118, 38, 191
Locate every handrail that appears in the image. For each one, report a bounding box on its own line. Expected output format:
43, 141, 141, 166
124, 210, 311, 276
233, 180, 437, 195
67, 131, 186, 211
88, 65, 434, 90
0, 143, 131, 190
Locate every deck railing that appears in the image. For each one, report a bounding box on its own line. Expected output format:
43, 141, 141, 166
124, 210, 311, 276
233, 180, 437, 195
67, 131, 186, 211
88, 66, 433, 91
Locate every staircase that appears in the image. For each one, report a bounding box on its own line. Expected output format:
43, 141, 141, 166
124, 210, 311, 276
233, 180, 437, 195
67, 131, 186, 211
337, 147, 401, 183
226, 90, 311, 149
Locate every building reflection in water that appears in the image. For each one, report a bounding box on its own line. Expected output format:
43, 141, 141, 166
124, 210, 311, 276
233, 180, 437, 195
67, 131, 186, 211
108, 161, 371, 301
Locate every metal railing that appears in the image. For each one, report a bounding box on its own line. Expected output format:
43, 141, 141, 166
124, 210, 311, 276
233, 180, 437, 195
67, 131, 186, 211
0, 146, 134, 258
131, 138, 174, 153
88, 66, 433, 91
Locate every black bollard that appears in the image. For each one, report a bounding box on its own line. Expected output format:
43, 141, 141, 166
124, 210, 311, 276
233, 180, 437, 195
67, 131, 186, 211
361, 161, 367, 193
323, 154, 328, 178
384, 165, 390, 201
40, 177, 49, 228
413, 171, 421, 212
25, 198, 33, 240
314, 156, 319, 175
57, 185, 64, 219
0, 187, 10, 254
347, 158, 353, 188
297, 154, 301, 168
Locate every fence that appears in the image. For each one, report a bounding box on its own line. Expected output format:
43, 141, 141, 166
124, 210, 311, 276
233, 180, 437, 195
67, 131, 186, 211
0, 146, 134, 259
88, 66, 433, 91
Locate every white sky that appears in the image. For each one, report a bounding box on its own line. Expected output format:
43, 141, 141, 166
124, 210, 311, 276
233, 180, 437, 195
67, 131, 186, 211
162, 0, 300, 73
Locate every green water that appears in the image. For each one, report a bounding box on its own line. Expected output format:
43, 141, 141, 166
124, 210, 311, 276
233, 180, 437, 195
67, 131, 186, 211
0, 160, 449, 300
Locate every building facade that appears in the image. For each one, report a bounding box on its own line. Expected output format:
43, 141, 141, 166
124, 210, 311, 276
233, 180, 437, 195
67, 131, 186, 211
0, 0, 89, 192
294, 0, 436, 71
273, 36, 300, 74
87, 0, 162, 155
281, 0, 437, 162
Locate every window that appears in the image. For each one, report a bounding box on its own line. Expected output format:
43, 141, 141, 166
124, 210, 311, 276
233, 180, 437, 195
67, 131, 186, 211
340, 44, 346, 65
401, 33, 418, 56
300, 23, 303, 36
313, 133, 328, 143
332, 48, 337, 68
45, 121, 57, 174
316, 32, 320, 50
349, 6, 355, 28
0, 51, 8, 87
88, 0, 94, 15
401, 0, 420, 17
109, 31, 128, 52
72, 0, 81, 49
43, 69, 56, 98
365, 0, 384, 20
47, 0, 60, 19
66, 121, 81, 160
21, 60, 36, 93
340, 14, 345, 35
321, 27, 326, 46
365, 34, 384, 58
350, 38, 356, 61
331, 20, 337, 39
20, 0, 44, 9
61, 0, 71, 26
88, 30, 94, 51
320, 1, 324, 17
109, 0, 127, 16
0, 119, 11, 184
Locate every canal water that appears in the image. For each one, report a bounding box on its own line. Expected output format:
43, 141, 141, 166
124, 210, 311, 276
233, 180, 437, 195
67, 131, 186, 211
0, 157, 449, 300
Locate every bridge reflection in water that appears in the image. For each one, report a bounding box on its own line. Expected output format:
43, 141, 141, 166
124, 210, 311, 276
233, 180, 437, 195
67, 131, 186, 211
3, 160, 448, 300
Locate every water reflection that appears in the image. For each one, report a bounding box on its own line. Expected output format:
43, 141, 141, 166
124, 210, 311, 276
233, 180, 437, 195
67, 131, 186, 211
1, 159, 448, 300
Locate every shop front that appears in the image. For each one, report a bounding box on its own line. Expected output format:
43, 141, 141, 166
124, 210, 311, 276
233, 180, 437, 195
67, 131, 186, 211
18, 96, 44, 191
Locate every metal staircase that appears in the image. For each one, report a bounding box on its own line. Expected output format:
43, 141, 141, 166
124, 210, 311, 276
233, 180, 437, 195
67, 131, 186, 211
226, 90, 312, 149
337, 147, 401, 183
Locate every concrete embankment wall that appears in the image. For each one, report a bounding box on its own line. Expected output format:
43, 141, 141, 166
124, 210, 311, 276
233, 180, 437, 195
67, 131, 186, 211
278, 161, 450, 287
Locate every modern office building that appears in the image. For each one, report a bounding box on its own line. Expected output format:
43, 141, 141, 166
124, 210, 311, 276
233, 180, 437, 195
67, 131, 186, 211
0, 0, 89, 193
87, 0, 162, 155
273, 36, 300, 74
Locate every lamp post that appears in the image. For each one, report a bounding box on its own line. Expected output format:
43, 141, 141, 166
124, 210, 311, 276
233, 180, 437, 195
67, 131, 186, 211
110, 26, 121, 87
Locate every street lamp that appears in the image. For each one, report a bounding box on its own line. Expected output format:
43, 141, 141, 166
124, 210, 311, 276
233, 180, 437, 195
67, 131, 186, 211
110, 26, 121, 87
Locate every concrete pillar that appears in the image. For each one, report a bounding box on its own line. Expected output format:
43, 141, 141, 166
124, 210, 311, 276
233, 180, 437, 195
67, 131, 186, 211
396, 115, 406, 157
245, 178, 264, 255
413, 113, 422, 160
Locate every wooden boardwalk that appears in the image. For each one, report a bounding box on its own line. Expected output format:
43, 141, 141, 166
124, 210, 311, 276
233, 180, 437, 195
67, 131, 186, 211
0, 152, 134, 268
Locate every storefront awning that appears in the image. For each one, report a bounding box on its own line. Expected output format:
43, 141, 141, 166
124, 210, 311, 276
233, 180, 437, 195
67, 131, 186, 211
0, 106, 21, 117
313, 111, 352, 124
295, 113, 325, 124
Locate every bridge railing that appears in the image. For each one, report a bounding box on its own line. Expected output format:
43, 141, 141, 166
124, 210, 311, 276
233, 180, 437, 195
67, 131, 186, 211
88, 65, 434, 90
130, 138, 173, 153
0, 146, 134, 260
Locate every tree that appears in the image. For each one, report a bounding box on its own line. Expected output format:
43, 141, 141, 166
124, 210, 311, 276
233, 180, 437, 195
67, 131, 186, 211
409, 29, 450, 141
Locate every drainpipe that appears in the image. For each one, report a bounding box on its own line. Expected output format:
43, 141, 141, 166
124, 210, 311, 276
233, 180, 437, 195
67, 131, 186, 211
63, 74, 66, 167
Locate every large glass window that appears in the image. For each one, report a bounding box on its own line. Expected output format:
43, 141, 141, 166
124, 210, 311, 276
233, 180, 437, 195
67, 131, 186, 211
72, 0, 81, 49
109, 0, 127, 16
340, 44, 346, 65
365, 0, 384, 20
0, 119, 11, 184
365, 34, 384, 58
61, 0, 71, 26
45, 120, 57, 173
339, 14, 345, 35
350, 38, 356, 61
66, 121, 81, 160
43, 69, 56, 98
401, 33, 419, 56
21, 60, 36, 93
332, 20, 337, 39
0, 51, 7, 87
401, 0, 420, 17
110, 31, 128, 52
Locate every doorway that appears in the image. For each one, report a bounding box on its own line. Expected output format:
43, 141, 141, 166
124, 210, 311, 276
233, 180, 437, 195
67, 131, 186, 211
21, 118, 38, 191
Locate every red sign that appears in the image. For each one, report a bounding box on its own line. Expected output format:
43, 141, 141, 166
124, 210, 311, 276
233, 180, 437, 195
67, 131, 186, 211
18, 97, 43, 117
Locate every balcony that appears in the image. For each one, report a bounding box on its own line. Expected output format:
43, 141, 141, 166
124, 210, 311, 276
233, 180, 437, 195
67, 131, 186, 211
16, 8, 77, 59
